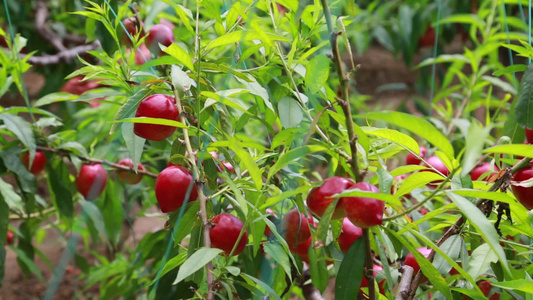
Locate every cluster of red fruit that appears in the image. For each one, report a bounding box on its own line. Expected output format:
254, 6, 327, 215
121, 17, 175, 65
510, 128, 533, 210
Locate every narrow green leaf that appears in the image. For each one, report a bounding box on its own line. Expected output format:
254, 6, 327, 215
492, 279, 533, 293
394, 172, 444, 197
461, 120, 491, 176
174, 247, 223, 284
483, 144, 533, 157
335, 236, 365, 300
515, 63, 533, 129
80, 199, 107, 237
316, 196, 341, 244
101, 181, 123, 246
278, 97, 303, 128
110, 86, 151, 135
263, 243, 292, 281
114, 117, 187, 128
446, 192, 512, 278
241, 273, 282, 300
0, 193, 8, 287
268, 145, 327, 179
10, 246, 43, 282
122, 122, 145, 171
467, 244, 498, 280
155, 253, 187, 281
308, 247, 328, 293
207, 30, 289, 50
356, 111, 454, 158
335, 189, 402, 206
305, 55, 330, 93
162, 43, 194, 71
0, 178, 24, 212
0, 114, 35, 160
47, 163, 73, 220
363, 127, 420, 154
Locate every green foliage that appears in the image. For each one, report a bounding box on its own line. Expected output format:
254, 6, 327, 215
1, 0, 533, 299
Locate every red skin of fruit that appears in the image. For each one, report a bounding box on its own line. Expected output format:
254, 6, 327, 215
76, 164, 108, 200
6, 229, 14, 245
220, 161, 234, 173
117, 158, 145, 185
282, 209, 314, 247
134, 94, 180, 141
426, 156, 450, 176
526, 128, 533, 144
146, 24, 175, 54
122, 17, 145, 46
289, 236, 312, 263
360, 265, 386, 297
306, 177, 355, 219
338, 217, 363, 253
470, 162, 498, 181
341, 182, 384, 228
264, 208, 277, 237
406, 147, 427, 165
61, 75, 104, 96
210, 213, 248, 256
21, 151, 46, 175
478, 280, 500, 300
405, 247, 432, 274
155, 165, 197, 213
133, 44, 151, 65
418, 26, 436, 48
510, 166, 533, 210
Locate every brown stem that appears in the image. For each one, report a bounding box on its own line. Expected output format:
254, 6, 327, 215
23, 41, 101, 66
35, 145, 158, 178
172, 87, 214, 300
35, 0, 67, 52
396, 266, 414, 300
407, 157, 532, 299
362, 228, 376, 300
321, 0, 361, 182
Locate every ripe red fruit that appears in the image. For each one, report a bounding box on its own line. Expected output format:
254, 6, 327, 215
122, 17, 144, 46
406, 147, 427, 165
418, 26, 436, 48
404, 247, 432, 274
210, 213, 248, 256
426, 156, 450, 176
134, 94, 180, 141
21, 151, 46, 175
155, 165, 197, 213
289, 236, 312, 263
264, 209, 277, 237
146, 24, 175, 54
510, 164, 533, 210
131, 44, 151, 65
76, 164, 108, 200
341, 182, 384, 228
306, 177, 355, 219
282, 209, 314, 247
478, 280, 500, 300
61, 75, 104, 95
470, 162, 498, 181
338, 217, 363, 253
526, 128, 533, 144
6, 229, 14, 245
117, 158, 145, 185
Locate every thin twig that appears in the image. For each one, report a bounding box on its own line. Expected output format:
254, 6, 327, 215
396, 266, 414, 300
23, 41, 101, 66
35, 0, 67, 52
36, 145, 158, 178
171, 87, 214, 300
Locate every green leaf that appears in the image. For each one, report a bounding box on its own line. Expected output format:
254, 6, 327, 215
10, 246, 43, 282
356, 111, 454, 158
305, 55, 330, 93
0, 194, 7, 287
47, 163, 73, 220
122, 122, 145, 171
493, 64, 527, 77
162, 43, 194, 71
363, 127, 420, 154
267, 145, 328, 179
492, 279, 533, 293
316, 196, 341, 244
467, 244, 498, 280
206, 30, 290, 50
278, 97, 303, 128
461, 120, 490, 176
0, 114, 35, 160
335, 236, 365, 300
173, 247, 223, 284
263, 243, 292, 281
446, 192, 512, 278
335, 188, 402, 206
114, 117, 187, 128
101, 181, 123, 246
515, 63, 533, 129
437, 14, 485, 27
156, 253, 187, 280
483, 144, 533, 157
0, 178, 24, 212
241, 273, 282, 300
308, 246, 328, 293
110, 86, 152, 135
80, 199, 107, 238
171, 65, 196, 92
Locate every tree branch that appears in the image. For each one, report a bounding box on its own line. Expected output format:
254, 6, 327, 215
396, 266, 414, 300
23, 41, 101, 66
35, 0, 67, 52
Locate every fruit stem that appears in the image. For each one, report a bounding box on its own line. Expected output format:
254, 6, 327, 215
320, 0, 362, 183
406, 157, 532, 299
362, 228, 376, 300
171, 86, 214, 300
